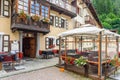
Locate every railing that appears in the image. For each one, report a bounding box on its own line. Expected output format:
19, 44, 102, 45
46, 0, 76, 13
85, 15, 95, 25
11, 14, 50, 32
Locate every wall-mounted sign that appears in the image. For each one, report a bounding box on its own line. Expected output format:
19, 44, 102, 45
11, 40, 19, 51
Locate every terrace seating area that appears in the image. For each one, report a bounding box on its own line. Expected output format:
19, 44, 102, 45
39, 49, 59, 59
58, 24, 120, 80
0, 52, 23, 71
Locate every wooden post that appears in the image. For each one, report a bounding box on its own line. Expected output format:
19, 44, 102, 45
80, 36, 83, 52
75, 37, 77, 49
105, 36, 108, 58
116, 37, 119, 59
98, 32, 102, 79
65, 37, 67, 57
59, 37, 62, 65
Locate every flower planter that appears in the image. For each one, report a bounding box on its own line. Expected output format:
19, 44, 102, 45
65, 63, 88, 76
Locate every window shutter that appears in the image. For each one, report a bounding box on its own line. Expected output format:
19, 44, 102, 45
66, 20, 68, 30
3, 0, 10, 17
55, 16, 59, 27
0, 0, 1, 15
2, 35, 10, 52
45, 37, 49, 49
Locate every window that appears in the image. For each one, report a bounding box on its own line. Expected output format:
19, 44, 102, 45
30, 0, 40, 15
18, 0, 29, 13
0, 0, 2, 15
45, 37, 54, 49
50, 15, 54, 25
2, 35, 10, 52
3, 0, 10, 17
59, 18, 61, 27
55, 16, 59, 27
41, 5, 49, 18
61, 19, 65, 28
66, 20, 68, 29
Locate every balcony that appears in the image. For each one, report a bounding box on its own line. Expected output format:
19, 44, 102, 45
11, 14, 50, 34
85, 15, 95, 25
46, 0, 77, 18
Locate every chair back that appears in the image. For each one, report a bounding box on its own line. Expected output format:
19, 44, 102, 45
39, 50, 42, 55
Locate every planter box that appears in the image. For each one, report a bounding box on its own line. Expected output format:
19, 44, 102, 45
65, 63, 88, 76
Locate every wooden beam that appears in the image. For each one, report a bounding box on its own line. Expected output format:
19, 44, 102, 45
59, 37, 62, 65
116, 37, 119, 59
105, 36, 108, 58
75, 37, 77, 49
98, 32, 102, 79
81, 36, 82, 52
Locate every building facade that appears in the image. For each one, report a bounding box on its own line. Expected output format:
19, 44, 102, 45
0, 0, 101, 58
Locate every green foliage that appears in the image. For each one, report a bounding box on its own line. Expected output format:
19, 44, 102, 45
92, 0, 120, 34
75, 56, 87, 66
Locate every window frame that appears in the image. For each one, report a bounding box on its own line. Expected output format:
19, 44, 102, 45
0, 0, 1, 15
30, 0, 40, 15
41, 4, 49, 18
3, 0, 10, 17
55, 16, 59, 27
50, 15, 54, 26
45, 37, 54, 49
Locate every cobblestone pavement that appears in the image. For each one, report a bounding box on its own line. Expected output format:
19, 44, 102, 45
1, 67, 91, 80
0, 57, 58, 78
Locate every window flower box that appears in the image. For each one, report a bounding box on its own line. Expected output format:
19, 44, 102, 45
41, 18, 50, 24
31, 15, 40, 22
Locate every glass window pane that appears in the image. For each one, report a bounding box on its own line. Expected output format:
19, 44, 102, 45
24, 7, 28, 11
18, 5, 23, 9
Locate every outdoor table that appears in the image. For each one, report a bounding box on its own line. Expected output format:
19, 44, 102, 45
42, 50, 54, 59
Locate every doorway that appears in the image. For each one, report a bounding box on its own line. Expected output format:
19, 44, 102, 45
22, 33, 36, 58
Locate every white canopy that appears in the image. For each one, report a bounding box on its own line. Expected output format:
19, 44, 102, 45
58, 24, 103, 37
58, 24, 120, 37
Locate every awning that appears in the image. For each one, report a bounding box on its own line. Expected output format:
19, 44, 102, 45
58, 24, 120, 37
58, 24, 103, 37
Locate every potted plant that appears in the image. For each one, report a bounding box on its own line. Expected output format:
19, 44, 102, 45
31, 15, 40, 22
75, 56, 87, 66
41, 18, 50, 24
17, 11, 29, 24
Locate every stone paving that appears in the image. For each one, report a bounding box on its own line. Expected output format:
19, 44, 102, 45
0, 67, 91, 80
0, 57, 58, 78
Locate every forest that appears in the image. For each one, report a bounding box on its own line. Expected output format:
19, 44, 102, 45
92, 0, 120, 33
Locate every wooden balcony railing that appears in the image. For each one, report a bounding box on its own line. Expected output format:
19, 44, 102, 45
11, 14, 50, 34
46, 0, 76, 14
85, 15, 95, 25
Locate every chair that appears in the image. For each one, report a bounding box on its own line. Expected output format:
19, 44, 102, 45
75, 49, 82, 55
52, 49, 58, 56
2, 55, 14, 70
39, 50, 44, 59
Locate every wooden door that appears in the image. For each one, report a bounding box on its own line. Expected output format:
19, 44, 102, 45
29, 38, 36, 58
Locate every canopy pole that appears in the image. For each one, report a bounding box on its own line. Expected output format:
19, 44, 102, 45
98, 32, 102, 79
59, 37, 62, 65
116, 37, 119, 59
65, 37, 67, 57
105, 36, 108, 58
80, 36, 83, 52
75, 37, 77, 49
